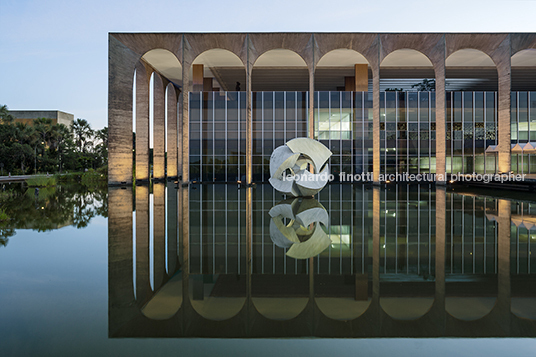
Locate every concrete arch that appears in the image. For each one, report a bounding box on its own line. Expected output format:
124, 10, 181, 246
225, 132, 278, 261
445, 34, 509, 70
316, 48, 369, 67
141, 273, 183, 320
183, 33, 247, 68
315, 297, 371, 321
446, 297, 497, 321
380, 48, 434, 68
512, 48, 536, 66
111, 33, 182, 66
511, 298, 536, 320
248, 33, 313, 70
379, 34, 444, 68
252, 49, 309, 92
190, 48, 246, 92
380, 298, 435, 321
188, 275, 247, 321
313, 33, 379, 70
142, 48, 183, 87
446, 48, 496, 67
252, 297, 308, 321
314, 49, 370, 92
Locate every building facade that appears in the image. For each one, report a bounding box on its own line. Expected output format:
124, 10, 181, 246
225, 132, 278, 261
108, 32, 536, 185
9, 110, 74, 127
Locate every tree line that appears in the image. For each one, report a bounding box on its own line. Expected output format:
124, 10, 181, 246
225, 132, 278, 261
0, 105, 107, 175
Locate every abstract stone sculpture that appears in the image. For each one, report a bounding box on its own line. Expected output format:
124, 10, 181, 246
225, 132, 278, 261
269, 138, 332, 197
269, 198, 330, 259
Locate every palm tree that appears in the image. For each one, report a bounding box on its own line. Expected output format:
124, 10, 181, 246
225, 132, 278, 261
94, 127, 108, 166
72, 118, 94, 154
0, 105, 14, 124
52, 124, 73, 172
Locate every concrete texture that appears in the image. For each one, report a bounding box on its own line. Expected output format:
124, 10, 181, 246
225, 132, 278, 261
109, 32, 536, 184
135, 61, 150, 182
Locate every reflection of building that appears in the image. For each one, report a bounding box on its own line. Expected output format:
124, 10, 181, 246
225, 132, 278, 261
9, 110, 74, 127
108, 33, 536, 185
108, 183, 536, 337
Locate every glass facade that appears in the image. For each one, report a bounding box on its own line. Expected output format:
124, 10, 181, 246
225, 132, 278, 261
188, 91, 536, 181
189, 92, 246, 182
253, 92, 308, 182
314, 91, 373, 179
446, 91, 497, 174
510, 91, 536, 173
380, 91, 436, 175
186, 183, 536, 277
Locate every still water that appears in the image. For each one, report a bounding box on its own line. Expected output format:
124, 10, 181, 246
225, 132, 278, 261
1, 182, 536, 355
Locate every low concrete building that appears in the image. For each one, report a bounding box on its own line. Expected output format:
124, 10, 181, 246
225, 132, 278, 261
9, 110, 74, 127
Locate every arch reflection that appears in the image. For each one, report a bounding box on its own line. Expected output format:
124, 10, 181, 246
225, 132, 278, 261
107, 183, 536, 337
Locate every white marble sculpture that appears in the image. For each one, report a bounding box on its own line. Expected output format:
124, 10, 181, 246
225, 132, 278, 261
269, 138, 332, 197
269, 198, 330, 259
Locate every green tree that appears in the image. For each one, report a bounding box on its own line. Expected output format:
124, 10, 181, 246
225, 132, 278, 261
72, 118, 94, 154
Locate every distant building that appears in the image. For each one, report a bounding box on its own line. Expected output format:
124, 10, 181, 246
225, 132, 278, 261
8, 110, 74, 128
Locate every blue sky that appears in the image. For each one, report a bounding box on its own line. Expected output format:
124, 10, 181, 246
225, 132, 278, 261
1, 0, 536, 129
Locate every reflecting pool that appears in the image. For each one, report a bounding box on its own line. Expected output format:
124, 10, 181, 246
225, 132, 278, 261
2, 182, 536, 355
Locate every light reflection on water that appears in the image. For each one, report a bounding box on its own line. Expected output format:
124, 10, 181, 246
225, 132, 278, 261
1, 182, 536, 355
108, 183, 536, 337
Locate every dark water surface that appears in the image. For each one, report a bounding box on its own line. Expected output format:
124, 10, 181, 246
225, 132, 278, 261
1, 182, 536, 356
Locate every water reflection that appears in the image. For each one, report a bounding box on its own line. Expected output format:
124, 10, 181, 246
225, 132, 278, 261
108, 183, 536, 337
269, 198, 330, 259
0, 183, 108, 246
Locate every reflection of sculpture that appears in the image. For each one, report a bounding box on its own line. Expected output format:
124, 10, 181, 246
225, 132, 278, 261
269, 138, 332, 197
269, 198, 330, 259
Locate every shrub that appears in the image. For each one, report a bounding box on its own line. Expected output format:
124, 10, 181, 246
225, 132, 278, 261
26, 176, 57, 187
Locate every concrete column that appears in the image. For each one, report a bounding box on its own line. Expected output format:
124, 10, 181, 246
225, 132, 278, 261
498, 62, 512, 173
108, 36, 137, 185
182, 61, 190, 182
246, 51, 253, 184
167, 181, 178, 275
135, 185, 150, 303
180, 186, 191, 332
135, 61, 150, 182
153, 73, 166, 180
434, 186, 446, 323
435, 59, 447, 183
497, 199, 512, 332
372, 65, 381, 184
245, 187, 253, 330
167, 84, 178, 178
309, 66, 315, 139
372, 186, 380, 301
153, 182, 166, 289
178, 92, 183, 180
108, 187, 134, 331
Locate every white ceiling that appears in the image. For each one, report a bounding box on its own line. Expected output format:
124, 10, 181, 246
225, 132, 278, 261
142, 49, 182, 83
193, 48, 243, 67
512, 49, 536, 66
141, 47, 536, 87
446, 49, 494, 67
382, 49, 433, 67
254, 49, 306, 67
317, 49, 368, 66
